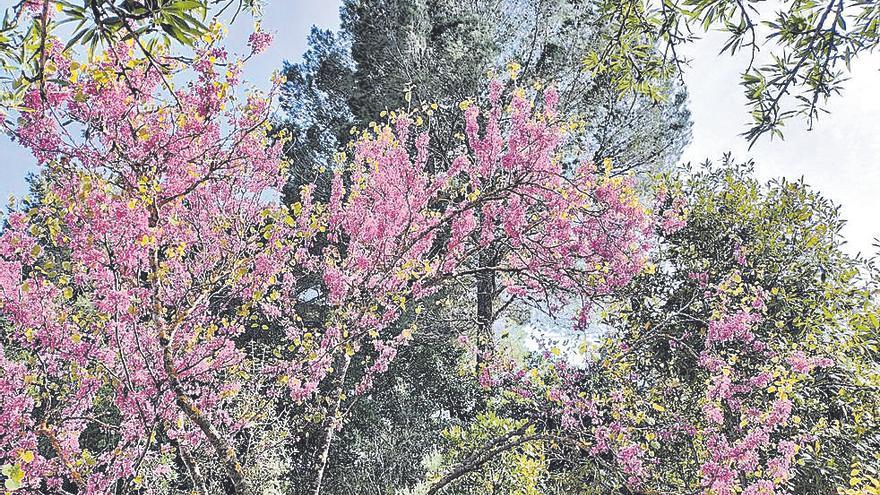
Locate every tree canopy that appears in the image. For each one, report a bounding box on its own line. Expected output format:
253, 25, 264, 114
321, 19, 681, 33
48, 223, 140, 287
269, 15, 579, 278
277, 0, 692, 205
0, 2, 877, 495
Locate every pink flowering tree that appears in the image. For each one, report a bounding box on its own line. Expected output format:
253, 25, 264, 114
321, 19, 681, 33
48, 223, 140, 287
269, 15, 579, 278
425, 261, 843, 495
0, 31, 299, 492
420, 163, 879, 495
589, 163, 880, 495
0, 22, 658, 493
297, 79, 655, 492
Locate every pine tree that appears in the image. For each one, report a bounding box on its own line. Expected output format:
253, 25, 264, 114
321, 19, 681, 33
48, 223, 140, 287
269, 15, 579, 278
278, 0, 692, 204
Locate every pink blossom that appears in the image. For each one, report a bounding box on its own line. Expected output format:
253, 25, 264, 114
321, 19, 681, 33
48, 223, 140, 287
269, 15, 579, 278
787, 351, 835, 374
704, 403, 725, 425
706, 310, 761, 346
247, 30, 273, 54
766, 398, 792, 428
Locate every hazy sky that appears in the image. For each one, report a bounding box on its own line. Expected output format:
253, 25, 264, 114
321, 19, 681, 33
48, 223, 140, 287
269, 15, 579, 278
1, 0, 877, 255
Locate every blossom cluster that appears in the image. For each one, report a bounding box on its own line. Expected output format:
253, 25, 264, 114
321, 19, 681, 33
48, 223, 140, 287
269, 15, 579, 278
466, 257, 838, 494
0, 35, 655, 492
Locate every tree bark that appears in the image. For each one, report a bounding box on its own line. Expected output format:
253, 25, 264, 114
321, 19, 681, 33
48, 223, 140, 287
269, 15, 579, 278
309, 352, 352, 495
476, 249, 497, 353
159, 328, 249, 494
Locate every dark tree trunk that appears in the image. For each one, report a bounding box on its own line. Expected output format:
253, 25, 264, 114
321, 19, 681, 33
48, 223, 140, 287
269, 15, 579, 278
309, 352, 352, 495
476, 249, 498, 353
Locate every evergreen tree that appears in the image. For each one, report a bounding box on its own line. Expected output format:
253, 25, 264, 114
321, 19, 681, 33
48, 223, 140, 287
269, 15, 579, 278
274, 2, 691, 493
278, 0, 692, 204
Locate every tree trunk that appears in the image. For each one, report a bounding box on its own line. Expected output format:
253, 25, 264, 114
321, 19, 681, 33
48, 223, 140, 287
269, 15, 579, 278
309, 352, 352, 495
149, 207, 248, 494
160, 328, 249, 494
476, 250, 497, 352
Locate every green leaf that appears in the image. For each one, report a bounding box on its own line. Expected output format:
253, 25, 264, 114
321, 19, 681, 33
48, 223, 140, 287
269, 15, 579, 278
2, 464, 24, 491
160, 22, 190, 45
169, 0, 206, 11
63, 23, 89, 51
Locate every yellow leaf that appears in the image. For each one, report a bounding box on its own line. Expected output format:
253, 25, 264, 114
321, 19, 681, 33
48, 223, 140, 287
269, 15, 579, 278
603, 158, 613, 175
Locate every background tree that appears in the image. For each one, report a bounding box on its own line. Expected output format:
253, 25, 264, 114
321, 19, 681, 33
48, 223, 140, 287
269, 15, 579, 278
278, 0, 692, 205
274, 3, 691, 490
602, 158, 880, 494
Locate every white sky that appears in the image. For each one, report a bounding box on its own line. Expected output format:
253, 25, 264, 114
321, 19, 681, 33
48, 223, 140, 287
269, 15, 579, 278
679, 32, 880, 257
1, 0, 877, 256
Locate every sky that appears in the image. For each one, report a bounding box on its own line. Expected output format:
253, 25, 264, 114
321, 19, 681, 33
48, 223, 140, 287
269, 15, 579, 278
679, 33, 880, 258
1, 0, 877, 255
